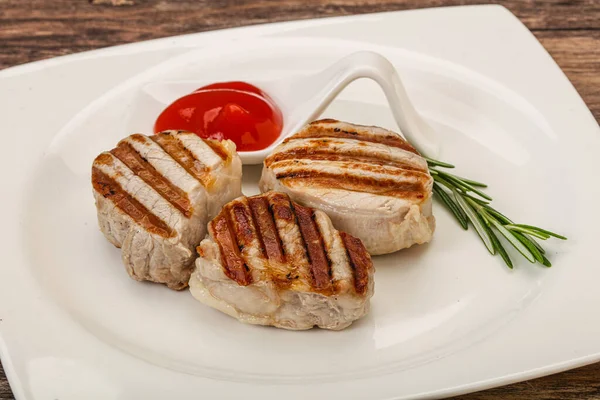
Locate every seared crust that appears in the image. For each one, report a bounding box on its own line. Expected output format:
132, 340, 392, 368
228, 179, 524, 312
266, 148, 427, 172
92, 130, 241, 289
294, 203, 332, 292
92, 130, 231, 242
275, 167, 426, 201
288, 118, 419, 154
111, 140, 192, 217
260, 119, 435, 255
247, 196, 285, 263
264, 119, 432, 204
203, 140, 231, 161
340, 232, 371, 296
151, 132, 214, 187
205, 192, 373, 296
211, 213, 253, 286
92, 166, 174, 238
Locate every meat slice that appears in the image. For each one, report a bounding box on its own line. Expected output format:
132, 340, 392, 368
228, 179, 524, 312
259, 119, 435, 255
189, 192, 375, 330
92, 130, 242, 290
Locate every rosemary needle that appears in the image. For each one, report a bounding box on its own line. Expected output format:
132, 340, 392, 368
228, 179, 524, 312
433, 183, 468, 229
427, 157, 566, 268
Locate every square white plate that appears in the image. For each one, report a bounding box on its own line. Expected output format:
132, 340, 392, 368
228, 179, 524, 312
1, 5, 599, 399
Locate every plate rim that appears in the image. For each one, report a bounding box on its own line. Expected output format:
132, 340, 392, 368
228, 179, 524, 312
1, 4, 599, 399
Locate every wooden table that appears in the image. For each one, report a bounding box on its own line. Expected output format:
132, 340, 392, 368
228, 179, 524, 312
0, 1, 598, 398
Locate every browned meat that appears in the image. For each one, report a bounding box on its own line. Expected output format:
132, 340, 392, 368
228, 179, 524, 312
260, 119, 435, 255
189, 191, 375, 330
92, 130, 242, 290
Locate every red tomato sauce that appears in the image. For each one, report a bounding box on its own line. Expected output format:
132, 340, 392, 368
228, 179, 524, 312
154, 81, 283, 152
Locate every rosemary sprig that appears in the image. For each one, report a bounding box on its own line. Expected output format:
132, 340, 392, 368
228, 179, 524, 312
427, 157, 566, 268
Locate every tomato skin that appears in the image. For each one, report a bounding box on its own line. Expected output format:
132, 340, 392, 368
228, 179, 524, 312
154, 82, 283, 152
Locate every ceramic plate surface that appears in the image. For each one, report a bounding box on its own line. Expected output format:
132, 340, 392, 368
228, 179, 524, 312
1, 5, 599, 400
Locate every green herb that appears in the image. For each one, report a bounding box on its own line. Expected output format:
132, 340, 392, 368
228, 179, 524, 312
427, 157, 566, 268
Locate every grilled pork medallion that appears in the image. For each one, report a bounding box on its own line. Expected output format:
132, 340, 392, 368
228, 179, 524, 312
92, 130, 242, 290
189, 192, 374, 330
260, 119, 435, 255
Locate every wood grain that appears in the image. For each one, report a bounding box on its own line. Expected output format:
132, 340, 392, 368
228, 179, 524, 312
1, 0, 600, 68
1, 0, 599, 122
0, 1, 599, 399
454, 362, 600, 399
0, 362, 11, 400
536, 30, 600, 121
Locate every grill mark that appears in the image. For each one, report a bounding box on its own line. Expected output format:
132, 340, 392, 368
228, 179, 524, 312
92, 167, 173, 238
293, 203, 332, 292
265, 148, 427, 172
269, 192, 296, 222
288, 121, 418, 154
276, 170, 426, 200
94, 153, 113, 165
130, 133, 147, 144
340, 232, 372, 295
271, 159, 430, 181
203, 139, 230, 161
229, 201, 256, 252
248, 196, 285, 263
111, 142, 193, 218
211, 211, 252, 286
151, 133, 213, 187
268, 193, 309, 284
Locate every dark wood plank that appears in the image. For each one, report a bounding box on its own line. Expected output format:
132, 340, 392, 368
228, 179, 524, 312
2, 0, 600, 71
1, 1, 599, 122
0, 1, 599, 399
536, 30, 600, 121
454, 362, 600, 399
0, 361, 12, 400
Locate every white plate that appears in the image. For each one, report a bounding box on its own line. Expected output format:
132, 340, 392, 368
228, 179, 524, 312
1, 5, 599, 400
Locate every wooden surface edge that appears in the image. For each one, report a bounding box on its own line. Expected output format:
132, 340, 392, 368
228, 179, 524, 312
0, 1, 598, 399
